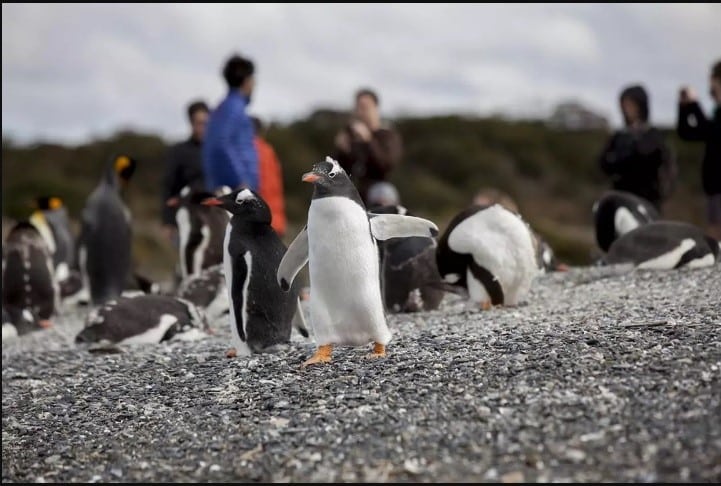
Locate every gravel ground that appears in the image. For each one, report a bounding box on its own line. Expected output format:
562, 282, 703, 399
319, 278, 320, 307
3, 264, 721, 483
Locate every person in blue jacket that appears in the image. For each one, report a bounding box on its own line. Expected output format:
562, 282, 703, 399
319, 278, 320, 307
203, 54, 259, 193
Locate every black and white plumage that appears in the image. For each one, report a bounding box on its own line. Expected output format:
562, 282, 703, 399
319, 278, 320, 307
593, 190, 659, 252
168, 185, 228, 279
78, 155, 136, 305
368, 204, 445, 313
29, 196, 76, 285
436, 204, 539, 308
605, 221, 720, 269
278, 157, 438, 362
175, 263, 228, 321
75, 294, 210, 345
2, 221, 57, 335
533, 231, 559, 273
201, 189, 307, 356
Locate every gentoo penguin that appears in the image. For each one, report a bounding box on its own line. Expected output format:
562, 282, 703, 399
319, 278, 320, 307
201, 188, 308, 357
277, 157, 439, 367
593, 190, 659, 252
75, 294, 210, 345
175, 263, 229, 321
167, 185, 228, 279
29, 196, 76, 283
2, 221, 57, 334
78, 155, 136, 305
368, 204, 445, 313
605, 221, 719, 269
436, 204, 539, 309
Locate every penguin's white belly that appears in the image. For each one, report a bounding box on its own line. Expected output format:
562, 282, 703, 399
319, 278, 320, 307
307, 197, 390, 346
449, 205, 538, 305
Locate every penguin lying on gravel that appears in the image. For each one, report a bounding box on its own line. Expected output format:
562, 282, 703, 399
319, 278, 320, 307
436, 204, 540, 309
593, 190, 659, 252
368, 204, 445, 313
2, 221, 57, 335
202, 189, 308, 358
278, 157, 439, 367
605, 221, 719, 269
175, 264, 229, 322
75, 294, 211, 345
78, 155, 137, 305
167, 185, 228, 279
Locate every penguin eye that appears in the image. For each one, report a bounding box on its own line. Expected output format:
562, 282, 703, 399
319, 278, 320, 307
329, 172, 337, 179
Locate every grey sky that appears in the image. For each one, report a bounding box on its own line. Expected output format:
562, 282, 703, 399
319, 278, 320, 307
2, 3, 720, 144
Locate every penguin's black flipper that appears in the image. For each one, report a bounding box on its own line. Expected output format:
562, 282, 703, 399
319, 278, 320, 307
368, 213, 439, 240
277, 226, 309, 291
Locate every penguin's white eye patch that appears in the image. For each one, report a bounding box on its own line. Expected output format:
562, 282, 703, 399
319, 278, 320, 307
22, 310, 33, 322
236, 189, 255, 203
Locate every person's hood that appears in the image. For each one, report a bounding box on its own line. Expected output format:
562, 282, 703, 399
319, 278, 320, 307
619, 85, 649, 125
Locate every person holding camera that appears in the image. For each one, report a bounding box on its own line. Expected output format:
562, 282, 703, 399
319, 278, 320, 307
677, 60, 721, 241
333, 88, 403, 204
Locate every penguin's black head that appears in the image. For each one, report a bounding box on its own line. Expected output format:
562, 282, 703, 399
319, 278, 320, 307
201, 188, 271, 223
110, 155, 137, 186
33, 196, 64, 211
303, 156, 362, 202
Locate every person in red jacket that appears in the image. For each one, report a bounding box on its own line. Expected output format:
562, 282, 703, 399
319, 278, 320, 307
251, 116, 287, 237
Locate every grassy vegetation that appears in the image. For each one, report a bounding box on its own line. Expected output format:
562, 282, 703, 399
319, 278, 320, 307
2, 113, 706, 282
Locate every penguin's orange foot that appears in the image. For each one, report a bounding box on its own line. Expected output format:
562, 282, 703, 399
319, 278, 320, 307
481, 301, 493, 311
301, 344, 333, 368
226, 348, 237, 358
366, 342, 386, 359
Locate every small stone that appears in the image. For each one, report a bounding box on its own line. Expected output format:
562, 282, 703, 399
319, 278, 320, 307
403, 458, 422, 475
501, 471, 524, 483
209, 464, 221, 473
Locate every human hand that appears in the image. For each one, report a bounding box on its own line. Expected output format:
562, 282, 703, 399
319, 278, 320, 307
350, 120, 372, 142
679, 86, 697, 104
335, 130, 352, 153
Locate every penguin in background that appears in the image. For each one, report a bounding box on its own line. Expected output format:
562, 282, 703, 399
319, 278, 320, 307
368, 204, 445, 313
166, 184, 228, 280
436, 204, 540, 309
75, 294, 211, 346
605, 221, 719, 269
78, 155, 136, 305
29, 196, 76, 282
2, 221, 57, 335
201, 188, 308, 357
277, 157, 439, 367
175, 263, 229, 322
593, 190, 660, 253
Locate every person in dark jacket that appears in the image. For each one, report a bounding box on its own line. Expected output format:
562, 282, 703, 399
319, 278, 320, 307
598, 85, 675, 211
677, 60, 721, 241
333, 88, 403, 204
161, 100, 209, 243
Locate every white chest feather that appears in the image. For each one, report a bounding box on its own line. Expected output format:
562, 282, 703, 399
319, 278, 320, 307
119, 314, 178, 345
223, 225, 251, 356
176, 207, 191, 278
307, 197, 390, 346
194, 224, 211, 275
448, 205, 538, 305
614, 207, 640, 236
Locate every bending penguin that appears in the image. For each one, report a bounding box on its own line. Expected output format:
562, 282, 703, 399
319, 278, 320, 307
78, 155, 136, 305
201, 188, 308, 357
2, 221, 57, 335
277, 157, 439, 367
605, 221, 719, 269
167, 185, 228, 279
593, 190, 659, 252
436, 204, 539, 309
75, 294, 210, 345
175, 263, 229, 322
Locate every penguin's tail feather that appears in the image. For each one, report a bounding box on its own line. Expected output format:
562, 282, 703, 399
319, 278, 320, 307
292, 298, 309, 338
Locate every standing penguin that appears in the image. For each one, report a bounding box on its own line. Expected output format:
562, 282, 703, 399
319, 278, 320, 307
436, 204, 539, 309
2, 221, 57, 335
277, 157, 439, 367
78, 155, 136, 305
29, 196, 76, 282
368, 204, 445, 313
605, 221, 719, 269
167, 185, 228, 279
201, 188, 308, 357
593, 190, 659, 252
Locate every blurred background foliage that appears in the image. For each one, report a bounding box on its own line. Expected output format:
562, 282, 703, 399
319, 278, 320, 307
2, 113, 705, 283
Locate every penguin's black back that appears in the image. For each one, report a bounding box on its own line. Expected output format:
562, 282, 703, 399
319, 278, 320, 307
2, 223, 56, 323
435, 205, 487, 289
80, 183, 132, 305
177, 264, 225, 308
594, 190, 659, 252
227, 217, 299, 352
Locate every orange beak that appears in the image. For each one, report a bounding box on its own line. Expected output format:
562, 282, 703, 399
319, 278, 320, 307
201, 198, 223, 206
166, 197, 180, 207
38, 319, 53, 329
302, 172, 320, 183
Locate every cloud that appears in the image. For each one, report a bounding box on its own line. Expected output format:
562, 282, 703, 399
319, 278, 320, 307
2, 3, 720, 144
